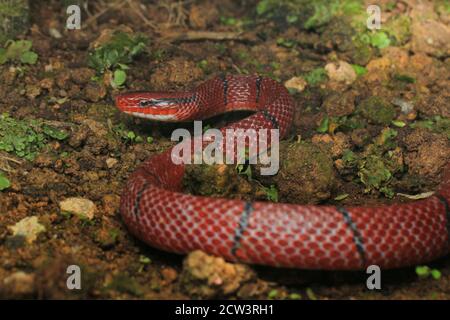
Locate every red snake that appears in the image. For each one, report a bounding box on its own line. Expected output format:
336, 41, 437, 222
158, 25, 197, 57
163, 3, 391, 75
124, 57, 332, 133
115, 75, 450, 270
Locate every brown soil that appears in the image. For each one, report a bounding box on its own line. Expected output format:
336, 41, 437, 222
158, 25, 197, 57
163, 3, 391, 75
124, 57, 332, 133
0, 0, 449, 300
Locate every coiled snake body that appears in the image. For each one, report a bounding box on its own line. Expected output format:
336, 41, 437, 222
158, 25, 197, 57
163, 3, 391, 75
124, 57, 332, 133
115, 75, 450, 270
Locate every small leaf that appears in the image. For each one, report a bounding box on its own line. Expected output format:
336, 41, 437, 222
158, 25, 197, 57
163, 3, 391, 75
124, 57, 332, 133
113, 69, 127, 87
267, 289, 278, 299
431, 269, 441, 280
351, 64, 367, 76
317, 116, 329, 133
42, 125, 69, 140
416, 266, 430, 277
391, 120, 406, 127
139, 255, 152, 264
0, 48, 7, 64
289, 293, 302, 300
0, 173, 11, 191
334, 194, 349, 201
256, 0, 270, 15
126, 131, 136, 140
306, 288, 317, 300
20, 51, 38, 64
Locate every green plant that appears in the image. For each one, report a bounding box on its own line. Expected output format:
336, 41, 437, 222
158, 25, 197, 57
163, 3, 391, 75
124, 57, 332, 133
410, 116, 450, 139
0, 39, 38, 65
87, 32, 147, 88
236, 163, 252, 180
263, 185, 279, 202
369, 31, 391, 49
113, 123, 145, 143
416, 266, 442, 280
0, 113, 69, 160
341, 149, 358, 167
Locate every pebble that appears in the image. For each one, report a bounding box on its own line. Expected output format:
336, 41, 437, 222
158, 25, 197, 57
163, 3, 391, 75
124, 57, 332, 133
59, 197, 96, 220
325, 60, 357, 85
8, 216, 46, 244
284, 76, 307, 92
3, 271, 35, 296
106, 158, 118, 169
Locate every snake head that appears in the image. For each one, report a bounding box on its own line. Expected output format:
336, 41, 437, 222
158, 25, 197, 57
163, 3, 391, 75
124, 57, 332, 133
115, 92, 198, 121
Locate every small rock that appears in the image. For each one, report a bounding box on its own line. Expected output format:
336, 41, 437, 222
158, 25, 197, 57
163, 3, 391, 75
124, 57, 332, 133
55, 72, 71, 89
411, 20, 450, 58
81, 119, 108, 137
357, 96, 396, 125
325, 60, 357, 85
284, 76, 307, 93
39, 78, 54, 90
68, 124, 90, 148
180, 250, 254, 298
102, 194, 120, 216
60, 197, 96, 220
365, 57, 391, 83
312, 132, 350, 158
2, 272, 35, 297
106, 158, 118, 169
48, 27, 62, 39
274, 141, 336, 204
25, 84, 42, 100
392, 98, 414, 114
404, 129, 450, 178
8, 216, 46, 244
71, 68, 95, 85
84, 83, 107, 102
322, 91, 356, 117
161, 267, 178, 285
95, 226, 119, 249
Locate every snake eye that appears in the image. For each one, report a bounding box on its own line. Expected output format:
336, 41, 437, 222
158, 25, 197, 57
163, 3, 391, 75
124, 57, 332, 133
139, 100, 151, 107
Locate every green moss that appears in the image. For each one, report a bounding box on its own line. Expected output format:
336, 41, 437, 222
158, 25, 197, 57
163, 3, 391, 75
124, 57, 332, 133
352, 38, 374, 65
358, 155, 392, 193
385, 15, 411, 45
304, 67, 328, 86
357, 97, 396, 125
340, 127, 402, 198
105, 274, 142, 296
255, 0, 362, 30
410, 116, 450, 139
275, 141, 335, 204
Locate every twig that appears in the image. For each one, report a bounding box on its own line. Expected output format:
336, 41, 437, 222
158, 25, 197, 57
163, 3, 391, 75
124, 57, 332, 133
161, 31, 249, 43
0, 152, 22, 173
